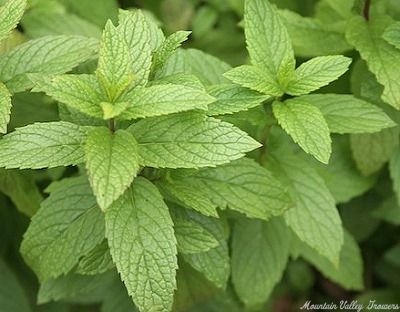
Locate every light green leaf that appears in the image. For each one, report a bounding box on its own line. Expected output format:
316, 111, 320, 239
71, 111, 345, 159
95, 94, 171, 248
279, 9, 350, 57
161, 158, 291, 220
207, 84, 269, 116
0, 35, 98, 92
150, 73, 205, 90
224, 65, 284, 96
177, 207, 230, 289
152, 30, 191, 72
273, 99, 332, 164
97, 21, 134, 102
350, 127, 399, 176
0, 169, 42, 216
286, 56, 351, 96
173, 218, 219, 254
232, 217, 290, 307
119, 84, 214, 120
267, 154, 343, 264
30, 74, 104, 119
76, 241, 114, 276
390, 148, 400, 206
297, 230, 364, 290
20, 177, 105, 281
383, 21, 400, 49
128, 112, 261, 169
85, 127, 140, 211
100, 101, 129, 119
0, 258, 31, 312
0, 82, 11, 133
105, 178, 177, 312
296, 94, 396, 134
0, 121, 88, 169
245, 0, 295, 87
346, 16, 400, 109
118, 10, 161, 87
156, 49, 231, 85
0, 0, 27, 42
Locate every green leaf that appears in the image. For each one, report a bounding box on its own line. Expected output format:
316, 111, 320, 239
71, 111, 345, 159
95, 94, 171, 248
383, 21, 400, 49
76, 241, 114, 276
206, 84, 269, 116
85, 127, 140, 211
244, 0, 295, 88
0, 35, 98, 92
286, 56, 351, 96
390, 148, 400, 206
161, 158, 291, 220
0, 121, 89, 169
38, 271, 114, 304
128, 112, 261, 168
232, 217, 290, 307
173, 217, 219, 255
350, 127, 399, 176
373, 196, 400, 225
101, 277, 138, 312
178, 208, 230, 289
156, 49, 231, 85
119, 84, 214, 120
0, 259, 31, 312
267, 154, 343, 264
20, 177, 105, 281
279, 9, 350, 57
273, 99, 332, 164
96, 21, 134, 102
224, 65, 284, 96
152, 30, 191, 72
346, 16, 400, 109
105, 178, 177, 312
118, 10, 161, 87
297, 230, 364, 290
0, 169, 42, 216
296, 94, 396, 134
0, 0, 27, 42
30, 74, 104, 119
0, 82, 11, 133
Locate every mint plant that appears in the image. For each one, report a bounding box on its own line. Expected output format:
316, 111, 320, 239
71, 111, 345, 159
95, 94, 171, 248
1, 0, 400, 311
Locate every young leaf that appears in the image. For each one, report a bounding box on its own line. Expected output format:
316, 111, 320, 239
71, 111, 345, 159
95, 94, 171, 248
30, 74, 104, 119
0, 121, 89, 169
118, 10, 159, 87
206, 84, 269, 116
0, 259, 31, 312
224, 65, 284, 96
272, 99, 332, 164
173, 218, 219, 255
0, 0, 27, 42
152, 30, 191, 72
0, 36, 98, 92
0, 82, 11, 133
128, 112, 261, 169
232, 218, 290, 307
297, 230, 364, 291
85, 127, 140, 211
267, 154, 344, 264
350, 127, 399, 176
286, 56, 351, 96
105, 178, 177, 312
383, 21, 400, 50
346, 16, 400, 109
20, 177, 105, 281
296, 94, 396, 134
156, 49, 231, 85
161, 158, 291, 220
244, 0, 295, 88
96, 21, 134, 102
119, 84, 214, 120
